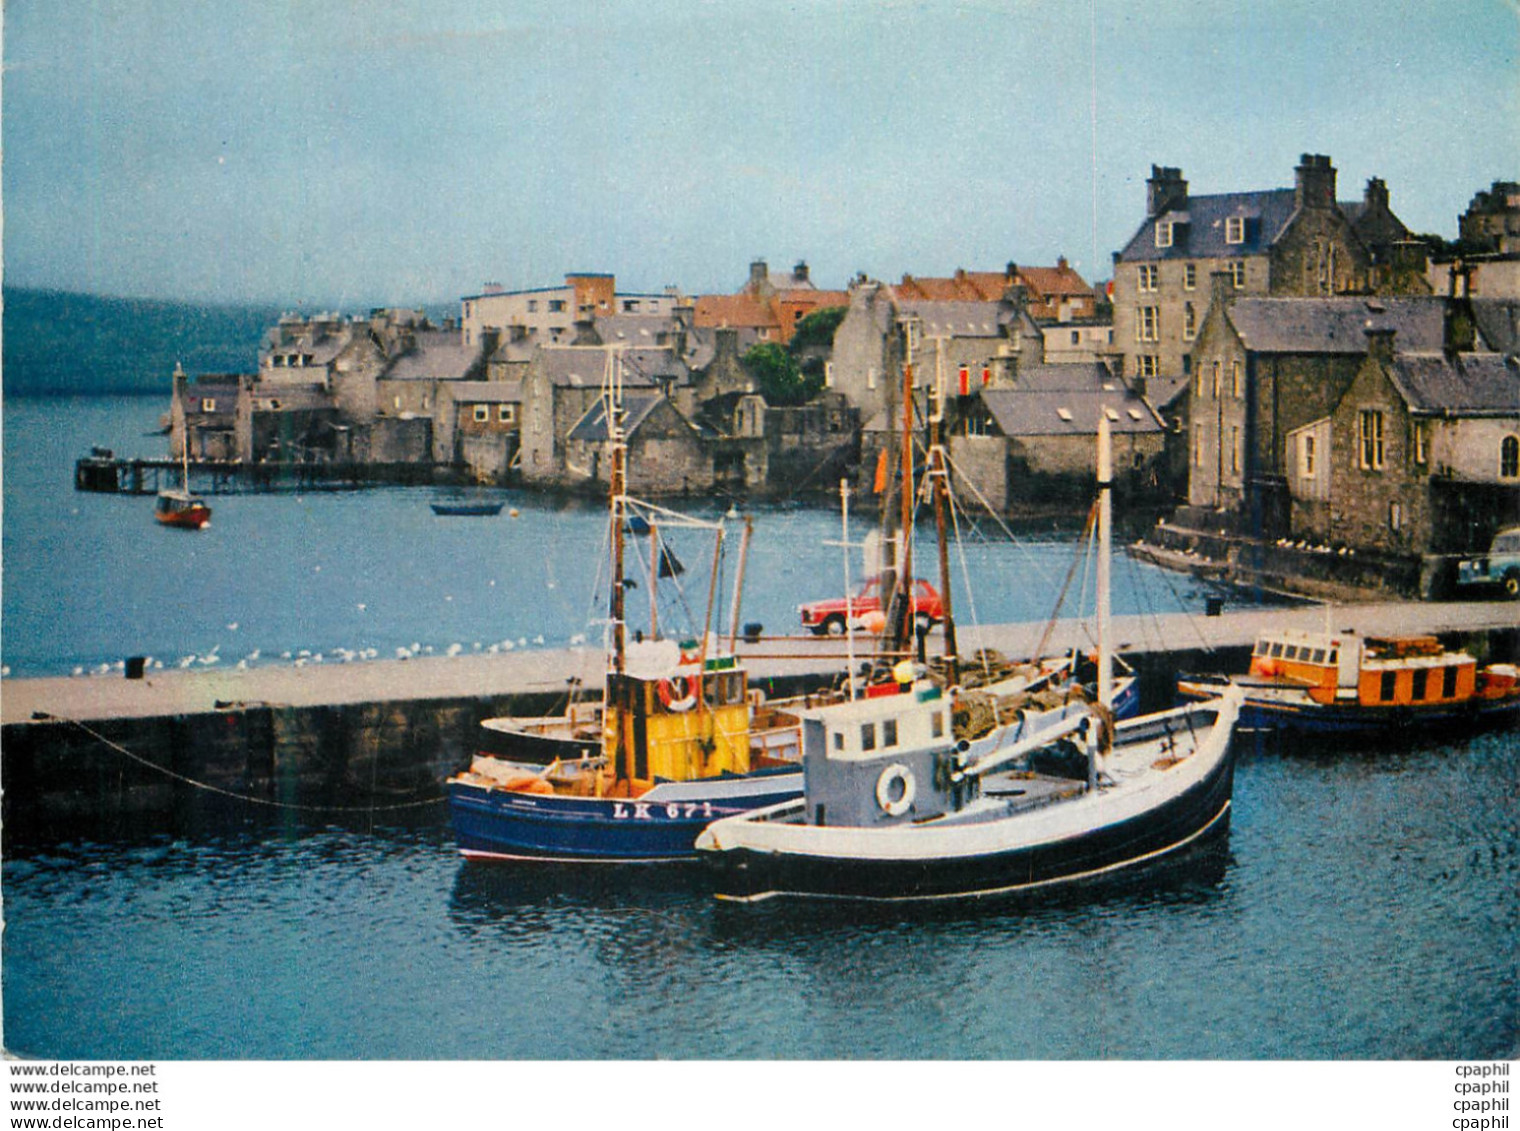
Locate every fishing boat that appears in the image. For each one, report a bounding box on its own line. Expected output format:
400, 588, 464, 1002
1176, 626, 1520, 735
446, 350, 811, 862
430, 500, 505, 517
695, 418, 1242, 903
156, 386, 212, 530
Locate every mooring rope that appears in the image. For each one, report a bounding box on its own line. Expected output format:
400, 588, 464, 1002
31, 711, 443, 813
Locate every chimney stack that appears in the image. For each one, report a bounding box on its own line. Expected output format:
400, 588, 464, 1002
1146, 165, 1188, 217
1364, 325, 1396, 365
1295, 154, 1337, 211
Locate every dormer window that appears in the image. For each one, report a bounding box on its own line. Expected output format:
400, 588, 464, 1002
1226, 216, 1246, 244
1156, 221, 1174, 249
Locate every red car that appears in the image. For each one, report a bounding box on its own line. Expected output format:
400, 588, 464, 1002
799, 576, 945, 636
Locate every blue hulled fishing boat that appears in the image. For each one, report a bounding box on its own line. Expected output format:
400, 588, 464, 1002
446, 350, 810, 862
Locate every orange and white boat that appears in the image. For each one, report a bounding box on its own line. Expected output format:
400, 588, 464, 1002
1177, 627, 1520, 735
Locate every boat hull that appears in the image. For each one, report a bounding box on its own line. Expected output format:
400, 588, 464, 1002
431, 503, 504, 516
448, 771, 803, 863
701, 708, 1237, 903
1178, 678, 1520, 735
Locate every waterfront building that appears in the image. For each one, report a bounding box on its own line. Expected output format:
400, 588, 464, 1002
1111, 154, 1428, 392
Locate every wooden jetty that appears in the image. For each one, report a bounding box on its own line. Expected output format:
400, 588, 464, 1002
75, 453, 454, 496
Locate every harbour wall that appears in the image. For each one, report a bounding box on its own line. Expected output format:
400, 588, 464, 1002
4, 605, 1515, 842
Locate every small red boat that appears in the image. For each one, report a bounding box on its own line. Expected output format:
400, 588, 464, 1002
155, 487, 211, 529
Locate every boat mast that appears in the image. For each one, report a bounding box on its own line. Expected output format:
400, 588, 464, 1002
930, 341, 958, 687
607, 348, 628, 680
1097, 414, 1112, 713
726, 515, 753, 653
841, 480, 858, 699
887, 358, 916, 658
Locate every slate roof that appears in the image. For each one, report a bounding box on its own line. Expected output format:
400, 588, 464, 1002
1386, 353, 1519, 417
566, 393, 710, 442
980, 366, 1163, 438
449, 381, 522, 404
1225, 296, 1449, 355
383, 330, 479, 381
1472, 299, 1520, 357
534, 346, 678, 389
896, 299, 1007, 338
1119, 188, 1299, 262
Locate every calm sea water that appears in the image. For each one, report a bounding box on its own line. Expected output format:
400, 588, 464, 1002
1, 395, 1220, 679
3, 727, 1515, 1060
3, 395, 1515, 1061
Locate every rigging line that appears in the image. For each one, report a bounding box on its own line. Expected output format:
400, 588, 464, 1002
1032, 500, 1099, 662
946, 483, 988, 678
35, 713, 441, 813
940, 447, 1064, 596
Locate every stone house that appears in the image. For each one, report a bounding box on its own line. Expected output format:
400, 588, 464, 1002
1112, 154, 1427, 391
1298, 328, 1520, 557
517, 346, 666, 486
563, 392, 714, 496
1184, 282, 1453, 529
948, 362, 1167, 512
441, 381, 522, 483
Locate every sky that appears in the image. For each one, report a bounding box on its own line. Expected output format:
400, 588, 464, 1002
3, 0, 1517, 310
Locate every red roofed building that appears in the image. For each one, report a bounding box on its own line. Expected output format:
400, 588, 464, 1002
694, 258, 848, 344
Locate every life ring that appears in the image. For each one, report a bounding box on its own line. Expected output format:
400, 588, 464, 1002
875, 763, 916, 817
658, 675, 697, 712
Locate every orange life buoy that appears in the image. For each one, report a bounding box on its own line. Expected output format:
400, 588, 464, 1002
658, 675, 697, 712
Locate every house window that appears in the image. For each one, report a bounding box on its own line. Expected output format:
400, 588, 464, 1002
1231, 360, 1243, 398
1359, 410, 1385, 470
1211, 360, 1221, 398
1300, 434, 1317, 478
499, 405, 515, 423
1156, 222, 1173, 249
1183, 303, 1197, 341
1501, 435, 1519, 478
1389, 501, 1402, 530
1138, 264, 1158, 292
867, 366, 878, 391
1230, 260, 1246, 289
201, 398, 216, 412
1226, 217, 1246, 244
1137, 306, 1159, 342
824, 361, 834, 388
422, 395, 431, 410
394, 395, 402, 410
1194, 425, 1205, 467
528, 300, 539, 312
1071, 330, 1081, 345
473, 405, 489, 423
548, 300, 566, 313
1414, 422, 1429, 465
1183, 263, 1197, 290
1139, 355, 1159, 378
1230, 426, 1241, 473
623, 300, 640, 312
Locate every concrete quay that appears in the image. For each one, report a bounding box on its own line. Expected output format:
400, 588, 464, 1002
4, 599, 1515, 729
3, 600, 1514, 839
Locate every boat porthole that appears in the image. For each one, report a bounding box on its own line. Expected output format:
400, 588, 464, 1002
875, 763, 916, 817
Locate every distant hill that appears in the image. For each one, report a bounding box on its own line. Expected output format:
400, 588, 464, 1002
2, 288, 282, 397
